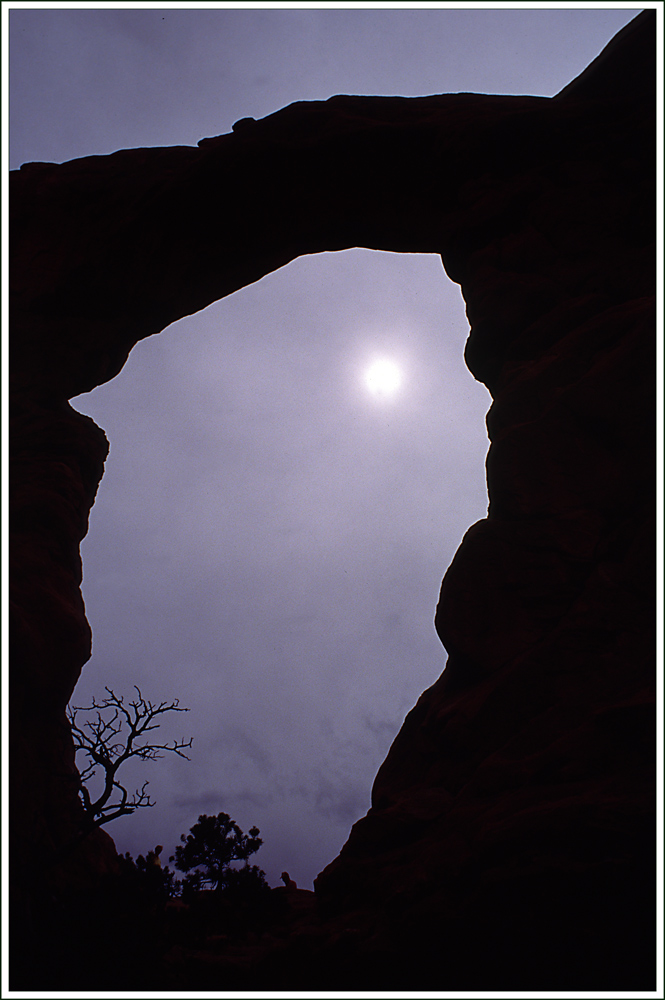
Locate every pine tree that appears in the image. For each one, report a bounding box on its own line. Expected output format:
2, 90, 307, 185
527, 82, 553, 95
171, 812, 266, 894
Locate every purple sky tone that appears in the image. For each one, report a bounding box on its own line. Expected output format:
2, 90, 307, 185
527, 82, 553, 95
9, 5, 642, 889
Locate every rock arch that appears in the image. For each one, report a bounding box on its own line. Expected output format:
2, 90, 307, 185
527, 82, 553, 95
9, 11, 655, 989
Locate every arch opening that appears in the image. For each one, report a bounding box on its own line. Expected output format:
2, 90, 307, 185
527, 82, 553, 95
70, 247, 491, 888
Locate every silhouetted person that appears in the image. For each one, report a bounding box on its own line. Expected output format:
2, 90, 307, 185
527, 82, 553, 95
280, 871, 297, 892
148, 845, 163, 868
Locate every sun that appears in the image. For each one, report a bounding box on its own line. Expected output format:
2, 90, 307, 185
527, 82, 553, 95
365, 358, 402, 399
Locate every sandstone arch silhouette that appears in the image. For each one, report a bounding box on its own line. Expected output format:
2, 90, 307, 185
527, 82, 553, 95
10, 11, 655, 989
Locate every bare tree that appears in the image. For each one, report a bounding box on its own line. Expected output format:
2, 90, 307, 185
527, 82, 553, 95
67, 686, 192, 827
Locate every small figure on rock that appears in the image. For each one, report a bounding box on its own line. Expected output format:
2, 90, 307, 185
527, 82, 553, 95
280, 871, 297, 892
147, 845, 163, 868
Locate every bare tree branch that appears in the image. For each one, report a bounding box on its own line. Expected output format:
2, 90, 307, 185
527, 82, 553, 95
67, 687, 192, 829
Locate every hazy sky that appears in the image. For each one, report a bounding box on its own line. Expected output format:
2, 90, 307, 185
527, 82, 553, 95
9, 4, 642, 890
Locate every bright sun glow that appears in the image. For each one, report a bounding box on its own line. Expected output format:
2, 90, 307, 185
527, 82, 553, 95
365, 358, 402, 399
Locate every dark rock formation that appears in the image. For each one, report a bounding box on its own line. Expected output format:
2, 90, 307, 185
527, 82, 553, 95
10, 11, 655, 990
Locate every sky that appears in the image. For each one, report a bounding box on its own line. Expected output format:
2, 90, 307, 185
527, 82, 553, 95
8, 4, 644, 891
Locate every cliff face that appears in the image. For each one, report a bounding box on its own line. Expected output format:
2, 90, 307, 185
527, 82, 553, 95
314, 93, 655, 990
10, 11, 655, 989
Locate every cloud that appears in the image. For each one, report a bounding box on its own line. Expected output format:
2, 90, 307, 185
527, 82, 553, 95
210, 726, 274, 775
173, 788, 271, 814
307, 773, 370, 827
